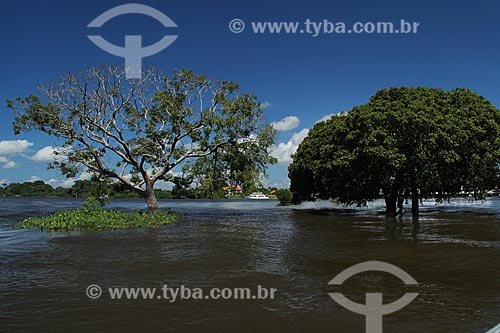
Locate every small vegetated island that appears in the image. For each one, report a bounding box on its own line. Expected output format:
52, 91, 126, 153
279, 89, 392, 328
7, 66, 277, 230
289, 87, 500, 217
19, 197, 181, 231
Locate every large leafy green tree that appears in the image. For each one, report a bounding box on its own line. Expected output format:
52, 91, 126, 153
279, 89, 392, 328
289, 87, 500, 216
186, 134, 276, 197
8, 66, 276, 212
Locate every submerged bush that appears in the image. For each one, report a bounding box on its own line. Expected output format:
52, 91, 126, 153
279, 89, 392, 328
275, 189, 293, 203
19, 206, 180, 231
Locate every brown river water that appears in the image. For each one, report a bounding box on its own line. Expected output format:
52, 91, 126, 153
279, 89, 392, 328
0, 197, 499, 333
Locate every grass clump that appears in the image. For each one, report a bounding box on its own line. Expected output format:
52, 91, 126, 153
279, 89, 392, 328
19, 198, 180, 231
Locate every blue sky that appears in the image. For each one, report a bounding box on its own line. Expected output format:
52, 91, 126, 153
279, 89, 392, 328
1, 0, 500, 188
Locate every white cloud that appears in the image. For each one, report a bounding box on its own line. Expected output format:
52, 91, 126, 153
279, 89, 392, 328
26, 175, 41, 182
0, 157, 9, 163
47, 178, 58, 184
316, 111, 348, 124
263, 177, 290, 189
0, 140, 33, 155
271, 128, 310, 163
30, 146, 57, 162
78, 171, 93, 181
261, 101, 272, 109
30, 146, 70, 163
237, 133, 257, 144
316, 113, 335, 123
59, 179, 75, 188
155, 180, 174, 190
57, 171, 93, 188
271, 116, 300, 132
3, 161, 19, 169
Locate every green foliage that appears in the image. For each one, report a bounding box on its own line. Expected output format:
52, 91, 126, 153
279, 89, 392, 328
155, 189, 173, 199
82, 197, 104, 210
275, 189, 292, 203
3, 180, 58, 197
180, 121, 277, 197
289, 87, 500, 214
171, 184, 198, 199
19, 208, 180, 231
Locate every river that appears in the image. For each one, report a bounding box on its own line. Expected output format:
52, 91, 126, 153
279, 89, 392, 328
1, 197, 499, 332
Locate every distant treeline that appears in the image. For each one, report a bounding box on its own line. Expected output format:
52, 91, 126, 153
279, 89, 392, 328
0, 180, 292, 201
0, 180, 174, 199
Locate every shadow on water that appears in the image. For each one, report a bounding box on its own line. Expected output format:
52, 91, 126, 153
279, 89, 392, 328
0, 197, 500, 332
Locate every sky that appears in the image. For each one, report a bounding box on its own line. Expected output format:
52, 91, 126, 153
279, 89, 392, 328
1, 0, 500, 189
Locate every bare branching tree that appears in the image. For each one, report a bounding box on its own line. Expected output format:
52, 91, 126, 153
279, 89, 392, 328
8, 65, 276, 212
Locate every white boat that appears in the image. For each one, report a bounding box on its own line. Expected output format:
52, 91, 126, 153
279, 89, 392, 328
244, 192, 270, 200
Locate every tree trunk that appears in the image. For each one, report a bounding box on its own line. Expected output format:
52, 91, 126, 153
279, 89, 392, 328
411, 190, 419, 216
410, 177, 419, 217
397, 193, 404, 215
384, 194, 397, 217
145, 189, 159, 213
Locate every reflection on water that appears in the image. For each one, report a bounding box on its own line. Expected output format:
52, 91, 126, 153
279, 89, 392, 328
0, 197, 500, 332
